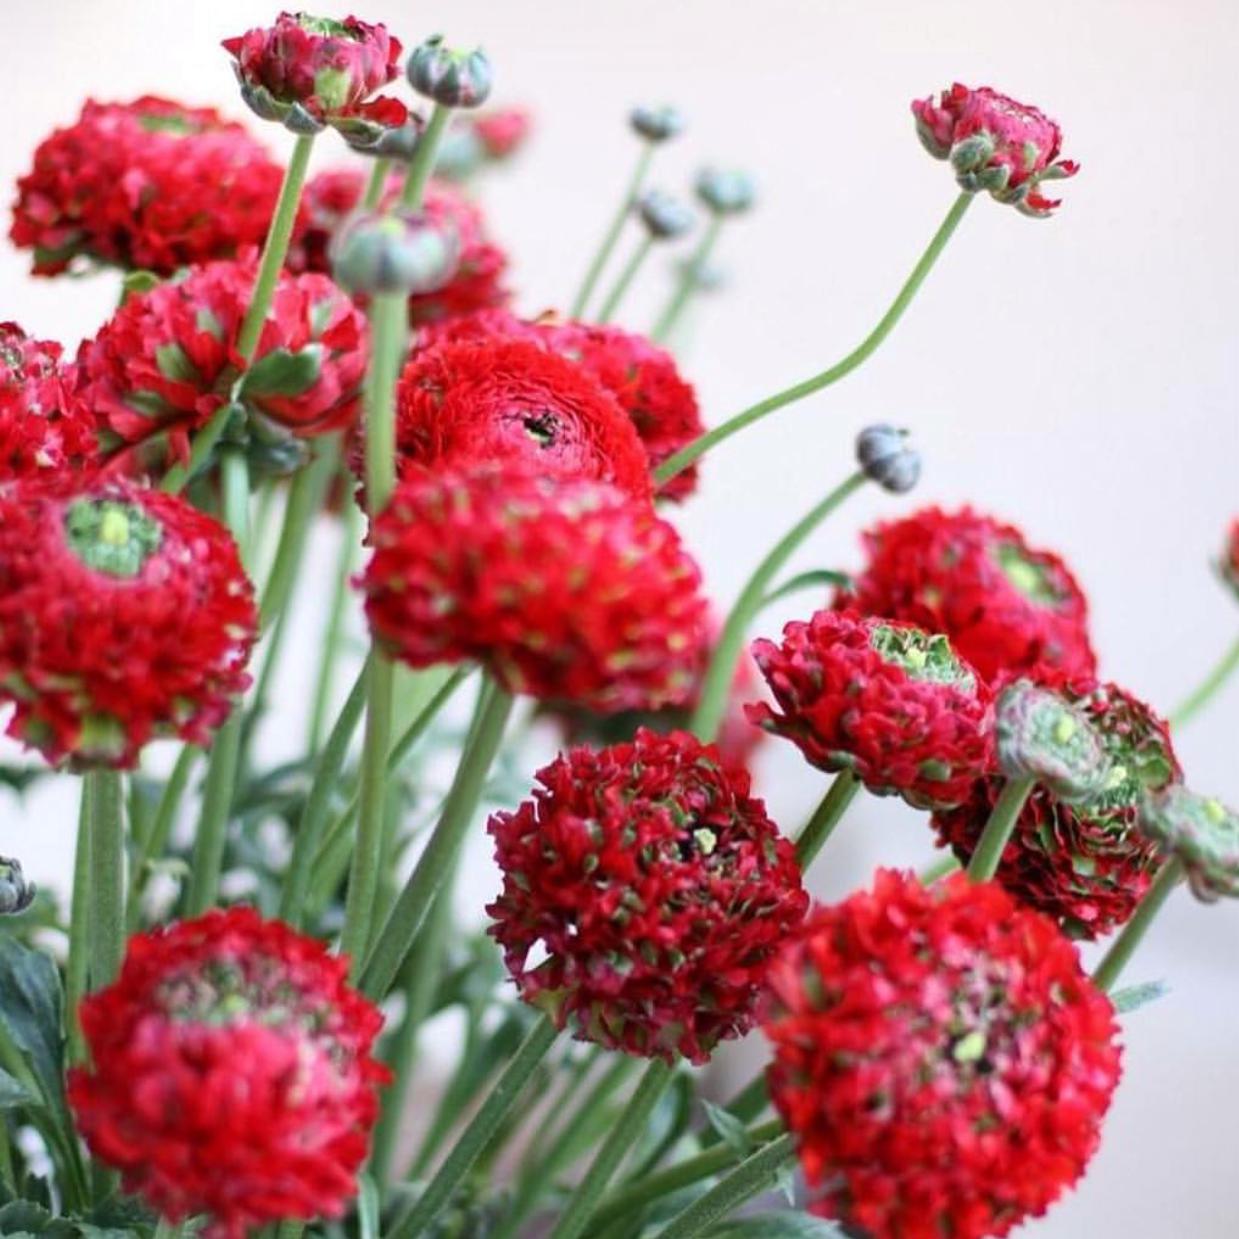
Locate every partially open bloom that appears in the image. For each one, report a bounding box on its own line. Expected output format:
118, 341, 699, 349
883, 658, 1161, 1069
223, 13, 403, 135
749, 610, 993, 810
0, 477, 256, 767
763, 870, 1121, 1239
840, 506, 1096, 685
1137, 786, 1239, 902
1220, 519, 1239, 598
362, 466, 706, 711
10, 97, 283, 276
78, 255, 367, 470
934, 680, 1178, 937
995, 680, 1110, 802
912, 83, 1079, 217
68, 908, 388, 1239
0, 323, 99, 482
488, 729, 807, 1063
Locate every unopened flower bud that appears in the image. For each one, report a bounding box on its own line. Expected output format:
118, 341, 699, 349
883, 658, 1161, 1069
337, 111, 425, 160
637, 191, 694, 240
629, 105, 684, 143
677, 257, 727, 293
855, 424, 921, 494
0, 857, 35, 916
1218, 519, 1239, 600
330, 209, 461, 296
995, 681, 1110, 803
695, 168, 755, 216
1138, 785, 1239, 902
406, 36, 493, 109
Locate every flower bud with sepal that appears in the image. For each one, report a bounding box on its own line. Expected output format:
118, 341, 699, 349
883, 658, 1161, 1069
406, 36, 493, 109
995, 680, 1110, 803
0, 857, 35, 916
855, 424, 921, 494
629, 105, 685, 143
695, 168, 755, 215
637, 190, 694, 240
1138, 785, 1239, 903
329, 209, 461, 296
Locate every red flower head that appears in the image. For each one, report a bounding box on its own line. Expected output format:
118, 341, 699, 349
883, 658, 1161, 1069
472, 108, 533, 159
0, 476, 256, 768
290, 168, 511, 325
749, 610, 994, 810
68, 908, 388, 1239
383, 337, 653, 500
840, 506, 1096, 686
361, 466, 706, 712
223, 13, 403, 135
1220, 519, 1239, 599
419, 309, 704, 501
0, 323, 99, 482
77, 255, 367, 470
10, 97, 284, 277
763, 870, 1121, 1239
488, 729, 808, 1063
912, 84, 1079, 217
933, 679, 1179, 938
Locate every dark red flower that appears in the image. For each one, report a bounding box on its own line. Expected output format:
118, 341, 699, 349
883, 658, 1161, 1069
68, 907, 388, 1239
749, 610, 993, 810
912, 84, 1079, 217
1221, 519, 1239, 598
361, 466, 706, 711
10, 97, 284, 276
840, 506, 1096, 685
488, 729, 807, 1063
0, 323, 99, 482
933, 679, 1179, 938
0, 476, 256, 767
383, 337, 653, 500
77, 255, 367, 470
763, 870, 1121, 1239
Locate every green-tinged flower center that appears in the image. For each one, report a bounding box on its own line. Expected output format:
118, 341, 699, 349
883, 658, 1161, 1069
1204, 798, 1227, 825
136, 112, 199, 136
64, 499, 163, 578
994, 542, 1066, 608
298, 14, 357, 38
870, 625, 976, 693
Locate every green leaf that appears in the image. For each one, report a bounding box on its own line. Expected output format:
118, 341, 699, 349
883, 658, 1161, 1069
357, 1172, 379, 1239
626, 1068, 694, 1180
0, 766, 48, 798
118, 271, 160, 304
701, 1100, 753, 1158
776, 1161, 798, 1207
0, 1066, 35, 1109
239, 346, 323, 399
1111, 979, 1170, 1014
704, 1214, 845, 1238
154, 343, 200, 385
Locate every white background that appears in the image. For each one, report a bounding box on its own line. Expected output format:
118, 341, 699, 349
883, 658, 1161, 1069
2, 1, 1238, 1234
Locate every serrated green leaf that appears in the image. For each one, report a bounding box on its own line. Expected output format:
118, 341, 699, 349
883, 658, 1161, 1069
701, 1099, 753, 1158
239, 346, 323, 399
1112, 979, 1170, 1014
704, 1213, 844, 1238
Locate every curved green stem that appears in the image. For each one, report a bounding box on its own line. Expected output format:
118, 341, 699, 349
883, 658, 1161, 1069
596, 235, 654, 324
402, 103, 453, 210
386, 1017, 559, 1239
1093, 858, 1184, 992
654, 192, 974, 487
308, 493, 361, 753
360, 680, 514, 998
795, 770, 860, 869
691, 471, 868, 741
966, 775, 1035, 882
125, 745, 198, 927
87, 769, 125, 990
1170, 634, 1239, 728
547, 1058, 674, 1239
651, 216, 722, 343
66, 785, 92, 1064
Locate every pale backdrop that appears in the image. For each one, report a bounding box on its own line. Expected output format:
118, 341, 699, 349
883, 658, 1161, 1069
2, 1, 1237, 1234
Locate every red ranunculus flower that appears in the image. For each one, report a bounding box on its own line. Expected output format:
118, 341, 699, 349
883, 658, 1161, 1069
10, 97, 284, 276
933, 678, 1179, 938
77, 254, 367, 470
471, 108, 533, 159
383, 337, 653, 500
361, 466, 706, 711
840, 506, 1096, 685
912, 83, 1079, 217
0, 476, 256, 767
1220, 518, 1239, 598
68, 907, 388, 1239
0, 323, 99, 482
290, 168, 510, 324
749, 610, 993, 810
488, 729, 807, 1063
763, 870, 1121, 1239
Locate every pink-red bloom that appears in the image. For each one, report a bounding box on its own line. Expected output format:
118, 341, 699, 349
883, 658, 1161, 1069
749, 610, 993, 810
763, 870, 1122, 1239
840, 506, 1097, 686
1221, 519, 1239, 598
77, 255, 367, 470
68, 908, 388, 1239
11, 97, 284, 276
934, 679, 1178, 938
0, 476, 256, 767
488, 729, 807, 1063
361, 466, 706, 711
912, 83, 1079, 217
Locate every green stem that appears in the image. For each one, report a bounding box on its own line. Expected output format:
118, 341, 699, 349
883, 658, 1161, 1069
596, 236, 654, 324
125, 746, 198, 928
360, 681, 514, 998
654, 191, 974, 486
1093, 858, 1185, 992
652, 1134, 796, 1239
794, 770, 860, 869
66, 785, 92, 1064
690, 472, 868, 740
547, 1059, 674, 1239
966, 775, 1035, 882
571, 143, 655, 319
919, 851, 962, 884
651, 216, 722, 343
362, 292, 405, 514
592, 1119, 784, 1231
1170, 634, 1239, 728
402, 103, 453, 209
159, 404, 235, 495
87, 769, 125, 991
308, 491, 361, 753
386, 1017, 559, 1239
364, 157, 392, 208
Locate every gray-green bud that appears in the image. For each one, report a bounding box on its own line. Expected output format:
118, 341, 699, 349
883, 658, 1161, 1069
0, 857, 35, 916
629, 105, 684, 142
855, 424, 921, 494
637, 191, 694, 240
1138, 785, 1239, 903
695, 168, 756, 215
330, 209, 461, 296
406, 36, 493, 109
